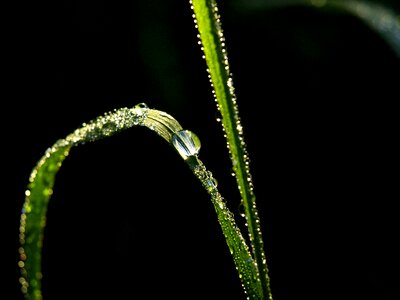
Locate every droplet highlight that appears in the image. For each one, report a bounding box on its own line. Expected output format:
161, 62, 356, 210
172, 130, 201, 160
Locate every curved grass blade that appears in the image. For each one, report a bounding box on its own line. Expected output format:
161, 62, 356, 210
155, 116, 264, 299
235, 0, 400, 58
18, 103, 261, 299
190, 1, 272, 299
18, 145, 71, 299
331, 1, 400, 58
18, 103, 150, 299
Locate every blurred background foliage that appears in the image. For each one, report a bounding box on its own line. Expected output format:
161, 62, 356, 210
4, 1, 399, 299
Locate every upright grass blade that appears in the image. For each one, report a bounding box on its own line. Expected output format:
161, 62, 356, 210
190, 1, 273, 299
18, 103, 263, 299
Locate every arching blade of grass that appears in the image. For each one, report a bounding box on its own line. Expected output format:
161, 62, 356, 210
235, 0, 400, 58
18, 145, 71, 299
190, 1, 273, 299
18, 104, 151, 299
18, 103, 262, 299
331, 0, 400, 57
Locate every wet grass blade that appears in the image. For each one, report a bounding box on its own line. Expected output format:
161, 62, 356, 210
190, 1, 273, 299
18, 103, 262, 299
18, 145, 71, 299
18, 104, 150, 299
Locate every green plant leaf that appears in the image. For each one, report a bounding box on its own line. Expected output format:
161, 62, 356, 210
18, 104, 150, 299
18, 103, 262, 299
18, 144, 71, 300
190, 1, 272, 299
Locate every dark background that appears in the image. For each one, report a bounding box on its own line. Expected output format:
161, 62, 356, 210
4, 1, 400, 299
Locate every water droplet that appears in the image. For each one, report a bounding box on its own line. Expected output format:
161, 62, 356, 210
238, 202, 246, 218
132, 103, 149, 126
206, 176, 218, 192
135, 102, 148, 109
172, 130, 201, 160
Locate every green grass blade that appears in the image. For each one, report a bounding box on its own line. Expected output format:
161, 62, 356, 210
190, 1, 272, 299
18, 103, 151, 299
18, 103, 262, 299
149, 110, 264, 299
187, 157, 263, 299
18, 144, 71, 299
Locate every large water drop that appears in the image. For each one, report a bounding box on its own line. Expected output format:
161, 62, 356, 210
172, 130, 201, 160
132, 102, 149, 125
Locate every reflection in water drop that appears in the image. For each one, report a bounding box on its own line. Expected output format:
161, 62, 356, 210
206, 175, 218, 192
135, 102, 148, 109
193, 163, 217, 194
132, 103, 149, 125
172, 130, 201, 160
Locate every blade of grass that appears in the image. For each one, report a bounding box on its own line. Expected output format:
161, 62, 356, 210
331, 0, 400, 57
18, 144, 71, 299
18, 103, 263, 299
190, 1, 273, 299
153, 112, 264, 299
18, 104, 151, 299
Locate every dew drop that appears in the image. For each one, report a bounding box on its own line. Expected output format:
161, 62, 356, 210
238, 202, 246, 218
172, 130, 201, 160
132, 102, 149, 125
135, 102, 148, 109
205, 175, 218, 192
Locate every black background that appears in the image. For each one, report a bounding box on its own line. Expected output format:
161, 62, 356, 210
4, 1, 400, 299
